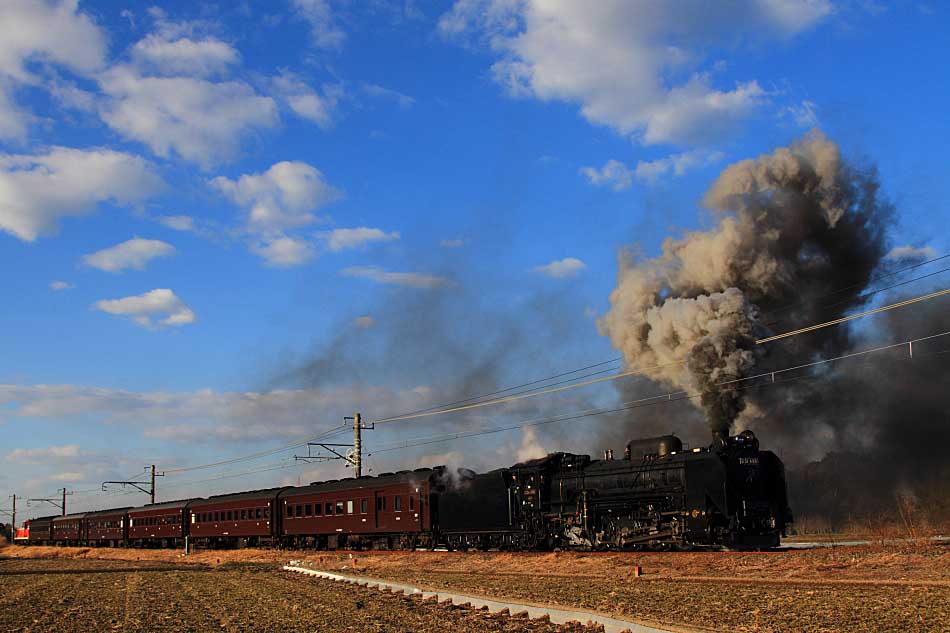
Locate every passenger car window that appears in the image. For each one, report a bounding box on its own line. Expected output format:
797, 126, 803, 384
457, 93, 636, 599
295, 505, 302, 517
315, 504, 322, 516
360, 499, 367, 514
335, 501, 344, 515
305, 504, 312, 516
395, 496, 402, 512
409, 496, 415, 511
346, 500, 354, 514
326, 503, 332, 515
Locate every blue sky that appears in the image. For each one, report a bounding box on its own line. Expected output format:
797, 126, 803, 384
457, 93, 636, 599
1, 1, 948, 518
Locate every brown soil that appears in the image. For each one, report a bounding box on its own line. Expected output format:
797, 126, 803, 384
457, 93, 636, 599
0, 557, 605, 633
5, 544, 949, 632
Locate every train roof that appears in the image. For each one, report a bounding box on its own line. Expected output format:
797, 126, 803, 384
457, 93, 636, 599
83, 507, 133, 517
192, 487, 290, 505
53, 512, 88, 521
281, 468, 441, 497
25, 515, 58, 524
128, 498, 202, 513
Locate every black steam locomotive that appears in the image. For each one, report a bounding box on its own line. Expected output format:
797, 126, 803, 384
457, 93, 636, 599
439, 429, 793, 550
18, 430, 791, 551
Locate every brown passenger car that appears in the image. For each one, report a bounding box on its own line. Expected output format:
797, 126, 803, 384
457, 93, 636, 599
52, 513, 86, 544
278, 469, 437, 549
85, 507, 130, 545
128, 499, 195, 545
26, 516, 56, 544
189, 488, 286, 546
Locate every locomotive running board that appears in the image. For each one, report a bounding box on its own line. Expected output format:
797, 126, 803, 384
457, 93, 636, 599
283, 565, 675, 633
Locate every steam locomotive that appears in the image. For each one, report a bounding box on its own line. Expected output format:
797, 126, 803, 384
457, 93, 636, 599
18, 430, 791, 551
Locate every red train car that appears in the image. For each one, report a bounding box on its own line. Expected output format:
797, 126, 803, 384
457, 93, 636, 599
52, 513, 86, 545
85, 507, 130, 546
189, 488, 285, 547
14, 525, 30, 543
278, 469, 437, 549
128, 499, 195, 546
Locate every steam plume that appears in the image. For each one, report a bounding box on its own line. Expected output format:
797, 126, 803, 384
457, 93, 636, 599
600, 131, 892, 438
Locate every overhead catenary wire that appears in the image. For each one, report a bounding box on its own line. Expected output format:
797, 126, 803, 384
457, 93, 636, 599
373, 287, 950, 425
368, 329, 950, 457
378, 256, 950, 423
51, 329, 950, 508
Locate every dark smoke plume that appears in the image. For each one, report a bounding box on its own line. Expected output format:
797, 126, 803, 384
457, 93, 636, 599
600, 131, 892, 439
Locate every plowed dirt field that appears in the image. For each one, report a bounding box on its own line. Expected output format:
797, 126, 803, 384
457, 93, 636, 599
0, 558, 605, 633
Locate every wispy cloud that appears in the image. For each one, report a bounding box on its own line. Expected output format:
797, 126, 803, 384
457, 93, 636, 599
82, 238, 176, 273
885, 245, 937, 262
340, 266, 454, 289
580, 160, 633, 192
323, 227, 400, 251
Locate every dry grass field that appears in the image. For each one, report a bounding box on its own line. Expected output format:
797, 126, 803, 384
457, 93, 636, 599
3, 543, 948, 632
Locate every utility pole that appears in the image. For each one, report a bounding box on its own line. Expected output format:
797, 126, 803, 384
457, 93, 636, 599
0, 494, 15, 542
27, 488, 71, 516
294, 412, 373, 479
353, 412, 362, 478
102, 466, 163, 503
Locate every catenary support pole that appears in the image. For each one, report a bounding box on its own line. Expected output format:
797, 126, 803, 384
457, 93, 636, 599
354, 412, 362, 478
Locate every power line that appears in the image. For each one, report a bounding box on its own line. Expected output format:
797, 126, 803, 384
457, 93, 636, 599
373, 288, 950, 424
756, 288, 950, 344
368, 329, 950, 457
162, 423, 349, 475
764, 264, 950, 328
762, 252, 950, 317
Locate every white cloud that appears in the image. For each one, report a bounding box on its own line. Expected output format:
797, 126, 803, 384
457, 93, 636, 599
156, 215, 195, 232
131, 33, 240, 77
0, 382, 437, 444
82, 238, 176, 273
6, 444, 80, 463
0, 0, 107, 140
292, 0, 346, 49
273, 72, 343, 129
440, 238, 465, 248
362, 83, 415, 108
438, 0, 830, 145
885, 245, 937, 262
532, 257, 586, 278
633, 149, 724, 184
323, 227, 400, 252
0, 147, 165, 242
580, 159, 634, 192
50, 280, 74, 291
354, 315, 375, 328
211, 161, 341, 232
49, 471, 85, 482
98, 66, 278, 167
93, 288, 196, 329
341, 266, 454, 289
251, 235, 315, 267
212, 161, 341, 266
